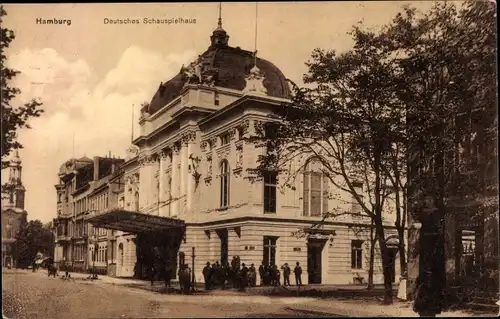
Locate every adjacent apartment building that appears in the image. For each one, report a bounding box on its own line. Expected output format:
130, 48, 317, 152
88, 18, 405, 285
53, 155, 124, 275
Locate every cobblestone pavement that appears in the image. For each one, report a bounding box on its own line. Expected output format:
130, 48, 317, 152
1, 269, 339, 318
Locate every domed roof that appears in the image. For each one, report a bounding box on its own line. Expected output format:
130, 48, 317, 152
145, 32, 291, 114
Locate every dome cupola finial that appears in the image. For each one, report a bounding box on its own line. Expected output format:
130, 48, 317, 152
211, 2, 229, 47
244, 2, 267, 96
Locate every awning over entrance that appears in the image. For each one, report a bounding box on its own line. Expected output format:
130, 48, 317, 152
86, 209, 185, 234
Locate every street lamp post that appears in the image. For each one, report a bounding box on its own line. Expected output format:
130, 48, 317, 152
92, 239, 98, 279
191, 247, 195, 293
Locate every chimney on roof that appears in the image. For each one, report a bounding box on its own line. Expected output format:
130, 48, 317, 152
93, 156, 100, 181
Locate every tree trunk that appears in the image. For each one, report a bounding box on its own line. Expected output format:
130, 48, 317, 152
367, 218, 378, 290
376, 219, 394, 304
393, 155, 407, 277
398, 226, 407, 277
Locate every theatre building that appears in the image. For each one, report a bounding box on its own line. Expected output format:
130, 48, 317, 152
88, 19, 403, 285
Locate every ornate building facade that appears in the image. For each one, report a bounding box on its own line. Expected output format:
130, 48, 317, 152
1, 150, 28, 268
89, 19, 404, 285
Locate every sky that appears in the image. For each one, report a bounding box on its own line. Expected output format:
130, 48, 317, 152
2, 1, 438, 223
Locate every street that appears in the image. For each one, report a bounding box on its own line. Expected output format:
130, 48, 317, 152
1, 269, 342, 318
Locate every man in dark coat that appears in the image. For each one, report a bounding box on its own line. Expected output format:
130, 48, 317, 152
294, 262, 302, 286
203, 261, 212, 290
282, 263, 291, 286
248, 264, 257, 287
258, 261, 266, 286
149, 264, 156, 286
179, 264, 191, 294
240, 263, 249, 289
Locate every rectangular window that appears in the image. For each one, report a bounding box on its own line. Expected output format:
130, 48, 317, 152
322, 176, 329, 215
303, 172, 310, 216
263, 236, 278, 266
351, 240, 363, 269
237, 127, 244, 140
220, 133, 230, 146
310, 172, 322, 216
264, 171, 277, 213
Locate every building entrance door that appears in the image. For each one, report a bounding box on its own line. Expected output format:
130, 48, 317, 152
307, 240, 324, 284
217, 229, 229, 266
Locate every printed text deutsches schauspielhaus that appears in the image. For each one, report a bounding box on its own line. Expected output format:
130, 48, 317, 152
104, 18, 196, 25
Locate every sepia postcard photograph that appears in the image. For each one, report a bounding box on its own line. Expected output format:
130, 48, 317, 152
1, 1, 498, 318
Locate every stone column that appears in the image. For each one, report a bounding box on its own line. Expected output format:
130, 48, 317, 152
158, 151, 169, 217
150, 156, 159, 215
183, 131, 197, 214
171, 143, 180, 217
139, 154, 155, 212
179, 140, 189, 214
157, 154, 163, 216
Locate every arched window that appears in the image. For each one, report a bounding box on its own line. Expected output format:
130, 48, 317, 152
220, 160, 230, 207
303, 157, 329, 217
134, 192, 140, 211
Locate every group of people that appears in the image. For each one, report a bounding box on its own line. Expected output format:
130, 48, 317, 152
202, 256, 304, 291
149, 262, 194, 295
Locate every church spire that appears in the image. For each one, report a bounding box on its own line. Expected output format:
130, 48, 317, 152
217, 1, 223, 30
210, 2, 229, 47
8, 149, 22, 185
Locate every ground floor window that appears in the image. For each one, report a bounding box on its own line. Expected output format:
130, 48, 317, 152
351, 240, 363, 269
263, 236, 278, 266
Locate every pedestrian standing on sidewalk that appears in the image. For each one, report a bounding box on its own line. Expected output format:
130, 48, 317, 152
149, 264, 155, 286
248, 264, 257, 287
258, 261, 266, 286
241, 263, 249, 289
294, 262, 302, 286
282, 263, 291, 286
203, 262, 211, 290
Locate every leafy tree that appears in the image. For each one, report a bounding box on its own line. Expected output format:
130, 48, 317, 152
376, 0, 496, 315
247, 0, 496, 308
1, 6, 44, 169
15, 220, 54, 268
247, 22, 404, 303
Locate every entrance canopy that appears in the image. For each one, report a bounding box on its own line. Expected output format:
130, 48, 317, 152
87, 209, 185, 234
